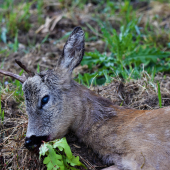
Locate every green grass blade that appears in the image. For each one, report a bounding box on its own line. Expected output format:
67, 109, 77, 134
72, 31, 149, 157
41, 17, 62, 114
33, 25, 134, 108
157, 82, 162, 108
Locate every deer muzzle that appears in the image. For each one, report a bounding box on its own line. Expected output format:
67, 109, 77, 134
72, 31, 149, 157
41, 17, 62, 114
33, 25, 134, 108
25, 135, 49, 151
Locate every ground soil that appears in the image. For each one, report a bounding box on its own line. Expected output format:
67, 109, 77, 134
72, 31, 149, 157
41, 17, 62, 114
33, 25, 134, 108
1, 1, 170, 170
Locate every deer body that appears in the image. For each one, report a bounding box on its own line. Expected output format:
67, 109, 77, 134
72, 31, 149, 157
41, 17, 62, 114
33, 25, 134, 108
58, 81, 170, 170
1, 27, 170, 170
68, 82, 170, 170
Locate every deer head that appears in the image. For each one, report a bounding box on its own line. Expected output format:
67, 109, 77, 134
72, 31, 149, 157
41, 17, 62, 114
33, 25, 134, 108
0, 27, 84, 150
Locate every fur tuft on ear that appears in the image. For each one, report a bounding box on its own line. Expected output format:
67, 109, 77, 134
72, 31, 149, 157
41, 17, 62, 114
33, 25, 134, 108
57, 27, 84, 72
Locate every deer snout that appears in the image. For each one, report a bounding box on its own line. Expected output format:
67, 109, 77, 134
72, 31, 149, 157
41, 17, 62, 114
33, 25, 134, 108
25, 135, 49, 151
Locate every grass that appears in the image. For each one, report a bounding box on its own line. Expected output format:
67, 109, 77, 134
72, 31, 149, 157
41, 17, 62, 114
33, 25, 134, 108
0, 0, 169, 93
0, 0, 31, 37
37, 0, 44, 24
13, 73, 24, 101
75, 1, 170, 86
0, 0, 44, 39
157, 82, 162, 108
77, 21, 170, 86
0, 1, 169, 107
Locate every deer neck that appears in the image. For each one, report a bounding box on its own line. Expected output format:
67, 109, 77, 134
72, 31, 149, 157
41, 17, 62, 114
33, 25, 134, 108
69, 81, 117, 140
68, 81, 145, 160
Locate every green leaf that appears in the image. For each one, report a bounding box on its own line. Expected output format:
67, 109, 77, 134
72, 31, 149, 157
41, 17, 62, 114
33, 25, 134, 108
39, 138, 87, 169
54, 138, 87, 169
39, 142, 49, 158
43, 156, 50, 164
44, 156, 59, 170
66, 155, 86, 168
42, 143, 64, 170
48, 145, 63, 165
53, 138, 72, 159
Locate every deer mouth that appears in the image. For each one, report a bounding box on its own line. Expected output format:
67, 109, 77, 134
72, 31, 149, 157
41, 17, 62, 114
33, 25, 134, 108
25, 135, 50, 152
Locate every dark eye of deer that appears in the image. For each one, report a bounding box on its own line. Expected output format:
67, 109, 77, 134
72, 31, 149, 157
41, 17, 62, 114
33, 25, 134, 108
41, 95, 49, 107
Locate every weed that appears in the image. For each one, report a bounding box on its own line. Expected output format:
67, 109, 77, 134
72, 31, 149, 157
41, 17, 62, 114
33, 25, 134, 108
8, 32, 19, 52
39, 137, 86, 170
120, 0, 134, 25
103, 0, 118, 15
37, 64, 40, 73
78, 19, 170, 86
37, 0, 44, 24
0, 0, 32, 37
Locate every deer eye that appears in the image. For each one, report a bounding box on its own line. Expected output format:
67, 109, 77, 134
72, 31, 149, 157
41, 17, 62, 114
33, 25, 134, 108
41, 95, 49, 107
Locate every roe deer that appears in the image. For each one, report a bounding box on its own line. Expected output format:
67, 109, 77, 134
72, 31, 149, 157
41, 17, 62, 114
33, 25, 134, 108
1, 27, 170, 170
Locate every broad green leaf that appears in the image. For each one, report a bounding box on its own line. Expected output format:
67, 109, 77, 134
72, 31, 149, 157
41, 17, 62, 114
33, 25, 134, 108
42, 144, 64, 170
53, 138, 72, 159
43, 156, 50, 164
43, 156, 58, 170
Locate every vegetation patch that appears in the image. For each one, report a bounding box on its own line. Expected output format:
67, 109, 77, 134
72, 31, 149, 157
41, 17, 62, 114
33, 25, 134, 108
39, 138, 86, 170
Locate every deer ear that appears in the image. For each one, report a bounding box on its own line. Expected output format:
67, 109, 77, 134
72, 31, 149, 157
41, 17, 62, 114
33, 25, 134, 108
57, 27, 84, 72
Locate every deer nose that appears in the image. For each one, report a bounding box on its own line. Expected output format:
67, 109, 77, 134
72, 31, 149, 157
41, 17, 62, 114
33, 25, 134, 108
25, 138, 32, 146
25, 136, 37, 150
25, 135, 49, 151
